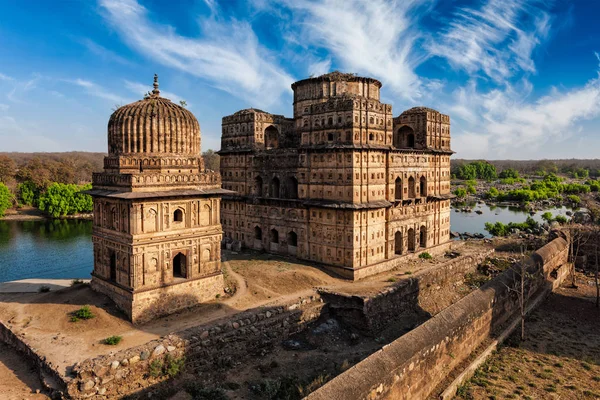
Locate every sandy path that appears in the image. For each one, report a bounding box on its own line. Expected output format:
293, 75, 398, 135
0, 343, 49, 400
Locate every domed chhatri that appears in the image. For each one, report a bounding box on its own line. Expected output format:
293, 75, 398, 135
92, 75, 221, 193
87, 75, 230, 324
108, 75, 201, 156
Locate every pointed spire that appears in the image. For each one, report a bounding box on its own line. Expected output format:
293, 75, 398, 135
152, 74, 160, 96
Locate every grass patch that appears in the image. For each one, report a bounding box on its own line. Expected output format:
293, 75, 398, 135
418, 252, 433, 260
149, 359, 163, 378
70, 305, 94, 322
38, 285, 51, 293
386, 277, 397, 283
71, 279, 85, 286
102, 335, 122, 346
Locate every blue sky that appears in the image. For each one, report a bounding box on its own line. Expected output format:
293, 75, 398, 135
0, 0, 599, 159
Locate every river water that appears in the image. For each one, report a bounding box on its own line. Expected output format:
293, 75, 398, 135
0, 204, 573, 282
0, 219, 93, 283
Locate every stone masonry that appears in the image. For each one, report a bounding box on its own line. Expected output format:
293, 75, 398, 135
220, 71, 453, 279
87, 75, 231, 323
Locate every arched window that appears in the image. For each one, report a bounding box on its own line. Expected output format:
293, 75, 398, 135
395, 177, 402, 200
394, 231, 403, 255
407, 133, 415, 148
270, 177, 280, 198
286, 176, 298, 199
254, 226, 262, 240
420, 226, 427, 248
408, 228, 416, 252
270, 229, 279, 243
265, 126, 279, 149
287, 231, 298, 247
109, 251, 117, 282
173, 252, 186, 278
408, 176, 416, 198
173, 209, 183, 222
255, 176, 263, 196
328, 117, 333, 126
328, 133, 334, 141
420, 176, 427, 197
395, 126, 415, 148
369, 133, 374, 141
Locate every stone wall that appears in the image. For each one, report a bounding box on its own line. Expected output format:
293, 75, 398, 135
0, 320, 67, 397
320, 248, 494, 334
66, 295, 325, 398
307, 237, 569, 400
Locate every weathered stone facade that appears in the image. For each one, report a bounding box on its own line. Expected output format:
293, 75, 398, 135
220, 72, 453, 278
88, 75, 229, 323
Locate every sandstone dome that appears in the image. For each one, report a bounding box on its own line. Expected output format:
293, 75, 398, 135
107, 75, 200, 156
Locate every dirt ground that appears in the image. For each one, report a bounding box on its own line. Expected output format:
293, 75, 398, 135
454, 271, 600, 400
0, 342, 49, 400
0, 241, 489, 397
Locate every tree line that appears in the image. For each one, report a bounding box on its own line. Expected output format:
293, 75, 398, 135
452, 159, 600, 179
0, 150, 220, 218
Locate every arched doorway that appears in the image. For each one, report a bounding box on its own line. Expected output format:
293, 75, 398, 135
286, 176, 298, 199
287, 231, 297, 246
395, 177, 402, 200
420, 176, 427, 197
109, 251, 117, 282
255, 176, 263, 196
396, 126, 415, 148
408, 228, 415, 252
173, 253, 186, 278
270, 177, 280, 198
265, 126, 279, 149
408, 176, 416, 198
420, 226, 427, 248
407, 133, 415, 148
270, 229, 279, 243
394, 231, 403, 255
254, 226, 262, 240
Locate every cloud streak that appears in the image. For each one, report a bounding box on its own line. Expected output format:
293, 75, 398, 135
427, 0, 551, 81
99, 0, 294, 107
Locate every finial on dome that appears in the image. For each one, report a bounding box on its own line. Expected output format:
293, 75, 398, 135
152, 74, 160, 96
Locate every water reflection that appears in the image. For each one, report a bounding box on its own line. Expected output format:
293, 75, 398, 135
450, 202, 572, 238
0, 219, 93, 283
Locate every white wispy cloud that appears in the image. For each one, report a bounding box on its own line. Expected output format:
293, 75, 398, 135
79, 38, 135, 66
427, 0, 551, 81
99, 0, 294, 107
123, 80, 188, 105
0, 73, 14, 81
0, 104, 9, 112
66, 78, 129, 104
451, 57, 600, 158
280, 0, 428, 100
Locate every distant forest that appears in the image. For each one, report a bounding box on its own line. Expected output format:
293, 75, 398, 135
452, 159, 600, 178
0, 150, 220, 191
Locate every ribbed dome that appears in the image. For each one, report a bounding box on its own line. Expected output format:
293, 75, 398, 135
107, 75, 200, 156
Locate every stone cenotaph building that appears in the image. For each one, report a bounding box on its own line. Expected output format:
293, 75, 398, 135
87, 76, 228, 323
220, 72, 453, 279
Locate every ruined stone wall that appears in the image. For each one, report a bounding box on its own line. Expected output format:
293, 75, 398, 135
320, 248, 495, 334
307, 237, 569, 400
65, 295, 324, 399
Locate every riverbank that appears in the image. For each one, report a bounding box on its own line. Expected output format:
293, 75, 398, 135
1, 206, 92, 221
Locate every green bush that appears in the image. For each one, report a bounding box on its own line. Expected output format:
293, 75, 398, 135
102, 335, 122, 345
38, 182, 92, 218
149, 359, 163, 378
499, 168, 520, 179
71, 279, 85, 286
567, 194, 581, 204
38, 285, 51, 293
453, 187, 467, 198
486, 187, 500, 199
466, 184, 476, 194
484, 217, 539, 237
541, 212, 553, 223
0, 183, 13, 218
419, 252, 433, 260
71, 305, 94, 322
455, 161, 497, 181
17, 181, 39, 206
165, 354, 185, 377
554, 215, 568, 224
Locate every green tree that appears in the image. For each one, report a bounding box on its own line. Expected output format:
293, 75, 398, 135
18, 181, 40, 206
0, 155, 16, 186
499, 168, 519, 179
0, 183, 13, 217
453, 187, 467, 198
541, 212, 553, 223
38, 183, 92, 218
